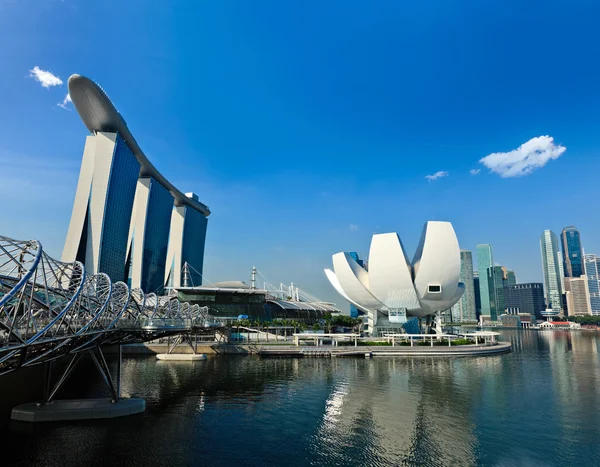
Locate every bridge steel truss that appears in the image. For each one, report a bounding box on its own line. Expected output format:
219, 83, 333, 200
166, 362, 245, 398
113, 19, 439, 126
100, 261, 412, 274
0, 235, 218, 379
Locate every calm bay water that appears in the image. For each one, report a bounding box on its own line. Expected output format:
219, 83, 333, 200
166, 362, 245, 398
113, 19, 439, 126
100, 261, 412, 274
2, 329, 600, 466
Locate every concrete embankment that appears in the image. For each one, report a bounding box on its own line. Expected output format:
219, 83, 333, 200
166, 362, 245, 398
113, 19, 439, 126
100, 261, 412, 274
111, 343, 253, 355
114, 342, 512, 357
257, 342, 512, 357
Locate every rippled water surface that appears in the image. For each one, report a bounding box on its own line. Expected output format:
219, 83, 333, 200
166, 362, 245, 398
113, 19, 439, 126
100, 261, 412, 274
3, 329, 600, 466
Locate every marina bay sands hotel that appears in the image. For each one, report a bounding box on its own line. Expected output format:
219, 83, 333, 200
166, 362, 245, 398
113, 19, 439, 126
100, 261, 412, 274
62, 75, 210, 293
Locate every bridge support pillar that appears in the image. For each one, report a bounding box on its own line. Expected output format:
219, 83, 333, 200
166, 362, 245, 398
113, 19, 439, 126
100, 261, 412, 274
156, 333, 207, 361
11, 346, 145, 423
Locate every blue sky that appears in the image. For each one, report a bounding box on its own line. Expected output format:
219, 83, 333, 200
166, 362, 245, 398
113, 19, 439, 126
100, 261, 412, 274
1, 0, 600, 307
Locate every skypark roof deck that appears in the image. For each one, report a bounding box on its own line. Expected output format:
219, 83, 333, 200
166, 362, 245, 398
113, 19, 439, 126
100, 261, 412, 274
68, 74, 210, 216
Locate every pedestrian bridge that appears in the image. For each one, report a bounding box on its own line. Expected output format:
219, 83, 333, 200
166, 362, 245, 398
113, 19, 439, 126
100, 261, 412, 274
0, 235, 222, 376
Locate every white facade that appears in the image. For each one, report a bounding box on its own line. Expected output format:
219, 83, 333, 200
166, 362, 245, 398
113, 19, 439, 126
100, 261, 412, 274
325, 221, 465, 334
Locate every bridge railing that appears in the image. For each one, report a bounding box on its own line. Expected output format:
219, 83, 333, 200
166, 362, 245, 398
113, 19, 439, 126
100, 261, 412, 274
139, 318, 192, 331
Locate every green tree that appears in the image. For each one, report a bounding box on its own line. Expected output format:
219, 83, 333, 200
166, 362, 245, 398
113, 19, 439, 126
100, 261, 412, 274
324, 314, 333, 333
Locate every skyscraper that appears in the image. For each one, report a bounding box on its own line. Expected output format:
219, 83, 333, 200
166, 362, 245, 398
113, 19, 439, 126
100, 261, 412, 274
557, 251, 566, 291
504, 283, 545, 319
476, 244, 493, 318
63, 74, 211, 291
564, 277, 591, 316
502, 267, 517, 287
584, 254, 600, 315
561, 226, 584, 278
473, 271, 481, 318
127, 178, 174, 292
454, 250, 477, 322
164, 194, 210, 288
63, 131, 141, 282
487, 266, 506, 320
540, 230, 563, 313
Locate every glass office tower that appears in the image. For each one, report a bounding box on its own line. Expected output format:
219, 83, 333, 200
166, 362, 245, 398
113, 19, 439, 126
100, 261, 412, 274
584, 254, 600, 315
540, 230, 563, 313
504, 269, 517, 287
504, 283, 545, 319
456, 250, 477, 322
487, 266, 506, 320
473, 272, 481, 318
477, 244, 494, 318
561, 226, 584, 278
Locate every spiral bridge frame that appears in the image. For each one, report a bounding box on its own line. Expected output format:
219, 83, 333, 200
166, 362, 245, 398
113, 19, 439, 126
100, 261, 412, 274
0, 235, 217, 376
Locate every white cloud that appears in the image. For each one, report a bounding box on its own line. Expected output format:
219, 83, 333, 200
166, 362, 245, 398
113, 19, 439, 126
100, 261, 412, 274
57, 93, 71, 109
29, 66, 63, 88
425, 170, 449, 181
349, 224, 359, 232
469, 169, 480, 175
479, 135, 566, 178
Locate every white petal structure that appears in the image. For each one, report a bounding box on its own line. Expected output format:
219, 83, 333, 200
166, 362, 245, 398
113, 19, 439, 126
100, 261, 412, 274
325, 221, 464, 335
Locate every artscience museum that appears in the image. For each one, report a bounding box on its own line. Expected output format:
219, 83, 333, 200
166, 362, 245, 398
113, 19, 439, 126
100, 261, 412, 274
325, 221, 465, 336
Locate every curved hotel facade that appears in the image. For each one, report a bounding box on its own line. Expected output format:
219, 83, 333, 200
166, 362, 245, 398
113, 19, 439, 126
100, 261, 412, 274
62, 75, 210, 293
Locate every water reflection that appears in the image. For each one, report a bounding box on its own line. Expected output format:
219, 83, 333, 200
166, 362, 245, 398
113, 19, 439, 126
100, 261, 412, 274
2, 330, 600, 466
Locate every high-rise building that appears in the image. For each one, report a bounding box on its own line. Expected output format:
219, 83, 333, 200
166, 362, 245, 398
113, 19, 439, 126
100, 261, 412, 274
454, 250, 477, 322
164, 195, 209, 288
502, 267, 517, 287
557, 251, 566, 291
487, 266, 506, 320
347, 252, 365, 318
62, 74, 211, 291
473, 271, 481, 318
584, 254, 600, 315
564, 277, 591, 316
127, 177, 174, 292
561, 226, 584, 278
63, 131, 141, 282
540, 230, 563, 313
477, 244, 494, 318
504, 283, 545, 319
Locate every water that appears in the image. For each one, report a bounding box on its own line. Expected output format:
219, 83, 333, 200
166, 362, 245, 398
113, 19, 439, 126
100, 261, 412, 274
2, 329, 600, 466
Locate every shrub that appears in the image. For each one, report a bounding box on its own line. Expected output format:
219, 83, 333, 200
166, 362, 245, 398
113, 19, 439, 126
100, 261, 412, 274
451, 338, 475, 346
360, 341, 392, 346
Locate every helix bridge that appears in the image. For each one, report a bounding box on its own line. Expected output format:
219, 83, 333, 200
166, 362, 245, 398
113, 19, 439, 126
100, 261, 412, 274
0, 235, 220, 379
